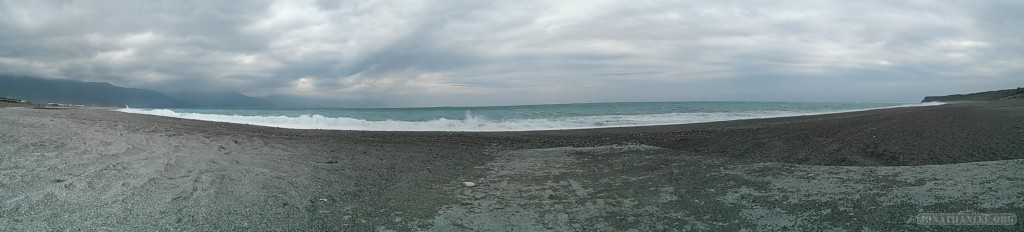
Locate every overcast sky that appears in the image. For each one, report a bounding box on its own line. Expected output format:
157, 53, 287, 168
1, 0, 1021, 107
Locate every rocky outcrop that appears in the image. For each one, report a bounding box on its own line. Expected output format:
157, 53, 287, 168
1000, 92, 1024, 101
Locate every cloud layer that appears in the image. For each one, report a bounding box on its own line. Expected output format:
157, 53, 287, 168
2, 0, 1021, 106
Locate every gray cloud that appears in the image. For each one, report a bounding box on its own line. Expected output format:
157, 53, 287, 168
1, 0, 1021, 107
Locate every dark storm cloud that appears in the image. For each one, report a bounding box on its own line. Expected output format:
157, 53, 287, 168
1, 0, 1021, 107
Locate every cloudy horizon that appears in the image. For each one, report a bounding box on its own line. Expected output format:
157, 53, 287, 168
1, 0, 1021, 107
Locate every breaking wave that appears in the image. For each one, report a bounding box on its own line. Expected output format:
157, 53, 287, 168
116, 102, 942, 132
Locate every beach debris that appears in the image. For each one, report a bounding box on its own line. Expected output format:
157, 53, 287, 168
462, 182, 476, 187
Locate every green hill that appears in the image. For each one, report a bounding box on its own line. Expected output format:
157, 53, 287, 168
921, 88, 1024, 102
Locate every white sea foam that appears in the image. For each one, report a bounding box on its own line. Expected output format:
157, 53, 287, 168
116, 102, 943, 132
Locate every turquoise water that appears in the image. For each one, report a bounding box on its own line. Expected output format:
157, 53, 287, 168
118, 101, 939, 131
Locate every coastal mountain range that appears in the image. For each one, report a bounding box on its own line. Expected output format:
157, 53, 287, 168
0, 76, 380, 108
0, 75, 195, 108
166, 90, 275, 109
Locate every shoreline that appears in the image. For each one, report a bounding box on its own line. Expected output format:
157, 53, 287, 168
111, 102, 944, 132
2, 100, 1022, 230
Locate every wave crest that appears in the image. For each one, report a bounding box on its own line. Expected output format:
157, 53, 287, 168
116, 102, 941, 132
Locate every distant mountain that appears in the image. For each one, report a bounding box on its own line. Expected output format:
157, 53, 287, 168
0, 75, 383, 109
168, 90, 276, 109
922, 87, 1024, 102
263, 94, 384, 108
0, 75, 194, 108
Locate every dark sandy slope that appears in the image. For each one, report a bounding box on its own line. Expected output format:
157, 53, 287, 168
1, 101, 1022, 231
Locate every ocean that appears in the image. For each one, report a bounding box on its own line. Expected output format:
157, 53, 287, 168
116, 101, 942, 132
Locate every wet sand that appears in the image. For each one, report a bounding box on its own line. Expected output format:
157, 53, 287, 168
1, 101, 1022, 231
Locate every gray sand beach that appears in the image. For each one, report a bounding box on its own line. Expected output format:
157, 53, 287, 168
2, 101, 1023, 231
